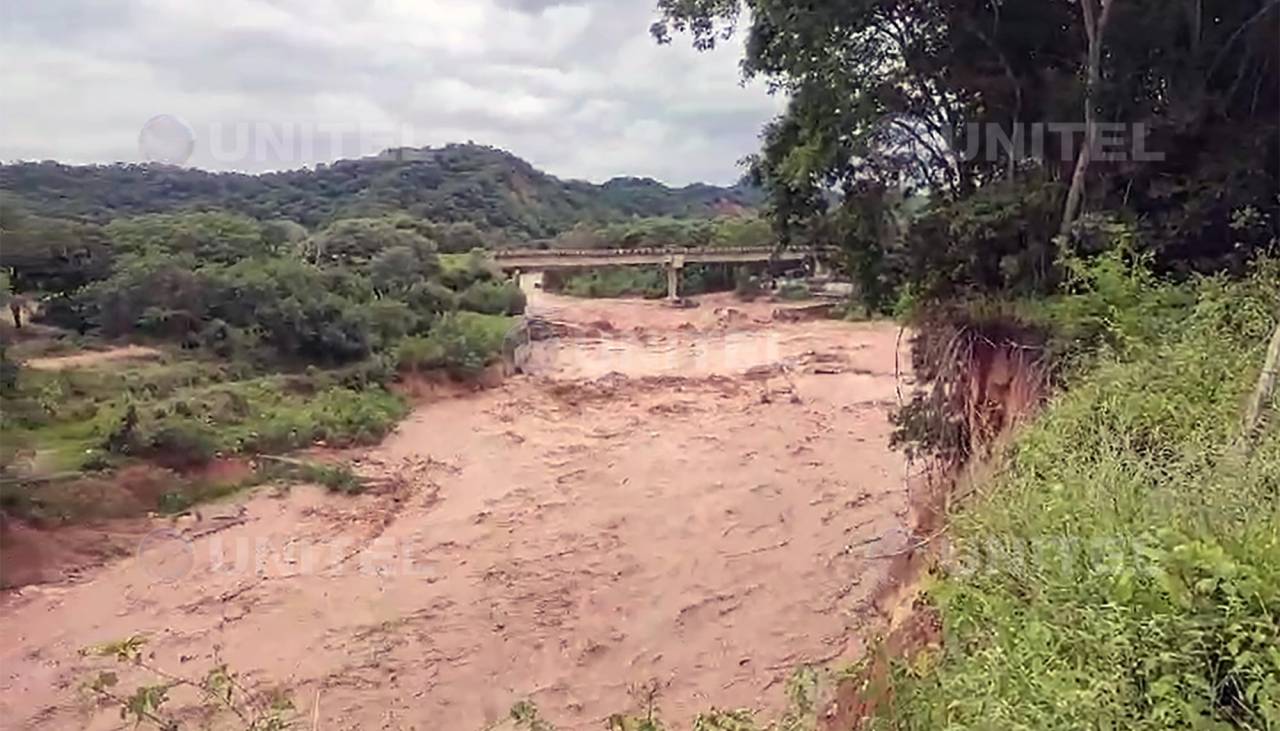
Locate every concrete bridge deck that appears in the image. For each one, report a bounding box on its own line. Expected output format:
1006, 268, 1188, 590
492, 246, 829, 300
491, 246, 819, 270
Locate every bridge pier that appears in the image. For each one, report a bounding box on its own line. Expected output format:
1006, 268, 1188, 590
515, 269, 544, 294
665, 254, 685, 302
813, 258, 831, 280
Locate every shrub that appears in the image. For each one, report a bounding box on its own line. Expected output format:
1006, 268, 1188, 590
559, 267, 666, 299
459, 280, 527, 315
145, 418, 220, 466
397, 312, 512, 377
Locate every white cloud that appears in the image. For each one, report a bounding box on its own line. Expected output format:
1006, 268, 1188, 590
0, 0, 785, 185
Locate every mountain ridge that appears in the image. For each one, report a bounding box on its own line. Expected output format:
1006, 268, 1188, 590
0, 143, 763, 239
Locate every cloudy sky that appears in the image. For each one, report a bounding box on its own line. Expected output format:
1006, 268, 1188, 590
0, 0, 784, 185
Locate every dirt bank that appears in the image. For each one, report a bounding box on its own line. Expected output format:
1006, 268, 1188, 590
0, 292, 914, 730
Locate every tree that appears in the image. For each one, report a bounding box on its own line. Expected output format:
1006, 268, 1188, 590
654, 0, 1280, 302
307, 217, 439, 275
369, 245, 432, 294
105, 211, 271, 264
1058, 0, 1119, 241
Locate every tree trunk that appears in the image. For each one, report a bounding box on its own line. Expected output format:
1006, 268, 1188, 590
1058, 0, 1117, 242
1241, 320, 1280, 441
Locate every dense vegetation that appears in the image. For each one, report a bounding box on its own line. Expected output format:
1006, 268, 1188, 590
0, 141, 778, 521
654, 1, 1280, 727
655, 0, 1279, 309
0, 202, 526, 516
0, 143, 762, 239
878, 259, 1280, 729
1, 208, 524, 363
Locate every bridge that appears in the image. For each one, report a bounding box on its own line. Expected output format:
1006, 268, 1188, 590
491, 246, 828, 300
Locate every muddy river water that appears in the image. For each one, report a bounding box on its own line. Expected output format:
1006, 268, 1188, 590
1, 293, 914, 730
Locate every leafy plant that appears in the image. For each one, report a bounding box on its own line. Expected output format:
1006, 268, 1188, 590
82, 636, 296, 730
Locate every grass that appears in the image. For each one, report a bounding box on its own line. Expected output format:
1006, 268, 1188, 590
0, 348, 408, 519
878, 262, 1280, 729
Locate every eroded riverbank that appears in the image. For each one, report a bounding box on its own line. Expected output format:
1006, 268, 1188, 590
1, 292, 913, 730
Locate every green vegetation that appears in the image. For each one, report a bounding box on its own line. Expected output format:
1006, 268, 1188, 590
652, 3, 1279, 725
0, 144, 761, 237
0, 206, 527, 520
0, 352, 408, 470
83, 636, 295, 730
0, 349, 405, 519
397, 312, 514, 378
655, 0, 1278, 311
877, 261, 1280, 728
510, 666, 829, 731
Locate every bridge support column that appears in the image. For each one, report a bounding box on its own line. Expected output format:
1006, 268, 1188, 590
516, 270, 544, 294
813, 258, 831, 279
665, 254, 685, 302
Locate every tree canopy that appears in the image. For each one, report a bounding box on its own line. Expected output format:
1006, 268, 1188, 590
655, 0, 1280, 306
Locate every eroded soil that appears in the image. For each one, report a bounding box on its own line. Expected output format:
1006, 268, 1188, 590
0, 293, 913, 730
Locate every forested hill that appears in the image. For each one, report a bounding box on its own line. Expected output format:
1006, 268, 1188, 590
0, 143, 763, 239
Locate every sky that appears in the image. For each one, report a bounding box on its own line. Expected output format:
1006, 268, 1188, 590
0, 0, 785, 186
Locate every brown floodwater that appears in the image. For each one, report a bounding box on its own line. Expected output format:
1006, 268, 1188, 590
0, 292, 913, 730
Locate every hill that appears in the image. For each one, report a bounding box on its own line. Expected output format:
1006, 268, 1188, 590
0, 144, 763, 239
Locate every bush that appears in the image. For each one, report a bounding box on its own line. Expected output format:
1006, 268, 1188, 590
145, 418, 220, 466
397, 312, 512, 377
459, 280, 527, 315
559, 267, 666, 299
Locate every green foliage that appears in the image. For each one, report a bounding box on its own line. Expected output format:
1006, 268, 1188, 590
0, 342, 18, 396
438, 249, 499, 290
308, 217, 439, 274
396, 312, 512, 378
262, 459, 366, 495
879, 263, 1280, 729
70, 371, 409, 462
0, 200, 112, 293
459, 280, 527, 315
105, 211, 272, 264
656, 0, 1280, 307
559, 267, 667, 299
72, 211, 477, 363
511, 701, 557, 731
0, 144, 762, 236
83, 636, 296, 730
143, 418, 220, 466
